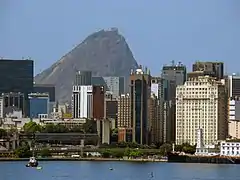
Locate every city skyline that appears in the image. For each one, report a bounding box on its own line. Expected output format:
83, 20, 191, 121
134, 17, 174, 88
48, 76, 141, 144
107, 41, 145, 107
1, 0, 240, 76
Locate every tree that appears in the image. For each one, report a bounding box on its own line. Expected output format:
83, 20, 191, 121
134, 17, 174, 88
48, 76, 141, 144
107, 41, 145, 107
82, 120, 97, 133
14, 144, 31, 158
42, 123, 56, 133
159, 143, 172, 156
0, 128, 7, 138
102, 149, 111, 158
39, 148, 51, 157
23, 121, 41, 134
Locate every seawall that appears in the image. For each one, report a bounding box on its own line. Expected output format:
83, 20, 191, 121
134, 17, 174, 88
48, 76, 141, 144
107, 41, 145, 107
0, 157, 167, 162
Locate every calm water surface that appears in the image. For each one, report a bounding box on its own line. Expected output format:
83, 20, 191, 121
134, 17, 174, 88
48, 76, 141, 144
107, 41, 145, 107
1, 161, 240, 180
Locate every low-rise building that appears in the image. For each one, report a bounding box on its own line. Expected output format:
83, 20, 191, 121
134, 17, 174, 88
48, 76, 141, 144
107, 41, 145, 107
220, 141, 240, 156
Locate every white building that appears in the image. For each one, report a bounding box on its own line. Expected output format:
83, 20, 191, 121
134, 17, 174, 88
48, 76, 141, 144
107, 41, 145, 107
220, 141, 240, 156
72, 85, 93, 118
0, 97, 3, 118
176, 76, 228, 145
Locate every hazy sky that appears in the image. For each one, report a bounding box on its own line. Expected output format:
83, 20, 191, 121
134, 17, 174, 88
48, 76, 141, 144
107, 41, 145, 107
1, 0, 240, 76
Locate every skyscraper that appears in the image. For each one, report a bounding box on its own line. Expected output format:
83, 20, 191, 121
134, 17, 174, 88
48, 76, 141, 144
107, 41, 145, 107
175, 76, 228, 145
192, 61, 224, 80
72, 85, 93, 118
161, 61, 187, 86
130, 66, 151, 145
74, 71, 92, 86
103, 76, 125, 98
0, 59, 34, 117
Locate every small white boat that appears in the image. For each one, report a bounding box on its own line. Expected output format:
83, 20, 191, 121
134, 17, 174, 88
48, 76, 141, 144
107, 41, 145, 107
26, 157, 39, 167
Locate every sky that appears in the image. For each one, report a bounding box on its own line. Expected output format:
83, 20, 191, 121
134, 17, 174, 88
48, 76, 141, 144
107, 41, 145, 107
0, 0, 240, 76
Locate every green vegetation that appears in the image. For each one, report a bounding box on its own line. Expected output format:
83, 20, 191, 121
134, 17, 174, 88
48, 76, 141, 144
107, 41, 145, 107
39, 148, 51, 157
14, 143, 31, 158
22, 119, 97, 134
0, 128, 7, 138
175, 143, 196, 154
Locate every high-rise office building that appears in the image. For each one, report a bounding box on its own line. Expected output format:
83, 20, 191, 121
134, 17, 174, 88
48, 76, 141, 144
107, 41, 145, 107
130, 67, 151, 145
29, 93, 49, 118
117, 94, 131, 128
74, 71, 92, 86
192, 61, 224, 80
93, 85, 105, 120
103, 76, 125, 99
227, 74, 240, 98
0, 59, 34, 117
161, 61, 187, 86
148, 93, 159, 144
72, 85, 93, 118
2, 92, 25, 116
33, 84, 55, 102
176, 76, 228, 145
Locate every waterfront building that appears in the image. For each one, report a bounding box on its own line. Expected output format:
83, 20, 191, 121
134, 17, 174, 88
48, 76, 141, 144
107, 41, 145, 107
220, 141, 240, 156
130, 66, 151, 145
176, 76, 228, 145
118, 127, 133, 142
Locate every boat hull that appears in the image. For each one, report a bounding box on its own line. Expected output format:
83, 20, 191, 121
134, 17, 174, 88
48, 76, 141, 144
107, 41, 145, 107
167, 153, 240, 164
26, 162, 39, 167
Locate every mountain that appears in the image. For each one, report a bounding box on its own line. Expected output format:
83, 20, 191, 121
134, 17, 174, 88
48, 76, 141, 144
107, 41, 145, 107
34, 28, 138, 102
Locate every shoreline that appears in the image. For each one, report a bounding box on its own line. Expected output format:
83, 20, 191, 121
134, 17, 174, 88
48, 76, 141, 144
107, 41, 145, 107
0, 157, 167, 162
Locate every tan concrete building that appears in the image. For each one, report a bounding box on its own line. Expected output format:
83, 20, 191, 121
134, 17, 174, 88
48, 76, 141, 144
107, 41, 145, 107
148, 93, 159, 144
117, 94, 131, 128
229, 120, 240, 139
176, 76, 228, 145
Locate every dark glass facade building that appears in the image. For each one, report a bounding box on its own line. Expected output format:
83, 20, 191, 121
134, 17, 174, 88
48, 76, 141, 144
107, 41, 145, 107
192, 61, 224, 80
33, 84, 55, 102
130, 68, 151, 145
74, 71, 92, 86
0, 59, 34, 117
29, 93, 49, 118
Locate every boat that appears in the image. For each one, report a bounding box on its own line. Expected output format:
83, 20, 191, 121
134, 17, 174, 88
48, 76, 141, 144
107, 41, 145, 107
167, 152, 240, 164
26, 157, 39, 167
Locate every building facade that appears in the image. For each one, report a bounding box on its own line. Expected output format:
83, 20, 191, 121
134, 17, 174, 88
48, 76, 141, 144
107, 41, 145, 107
161, 61, 186, 86
29, 93, 49, 118
0, 59, 34, 117
192, 61, 224, 80
33, 84, 55, 102
130, 67, 151, 145
93, 86, 105, 120
176, 76, 228, 145
220, 141, 240, 156
72, 85, 93, 118
117, 94, 131, 128
103, 76, 124, 99
228, 74, 240, 98
74, 71, 92, 86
